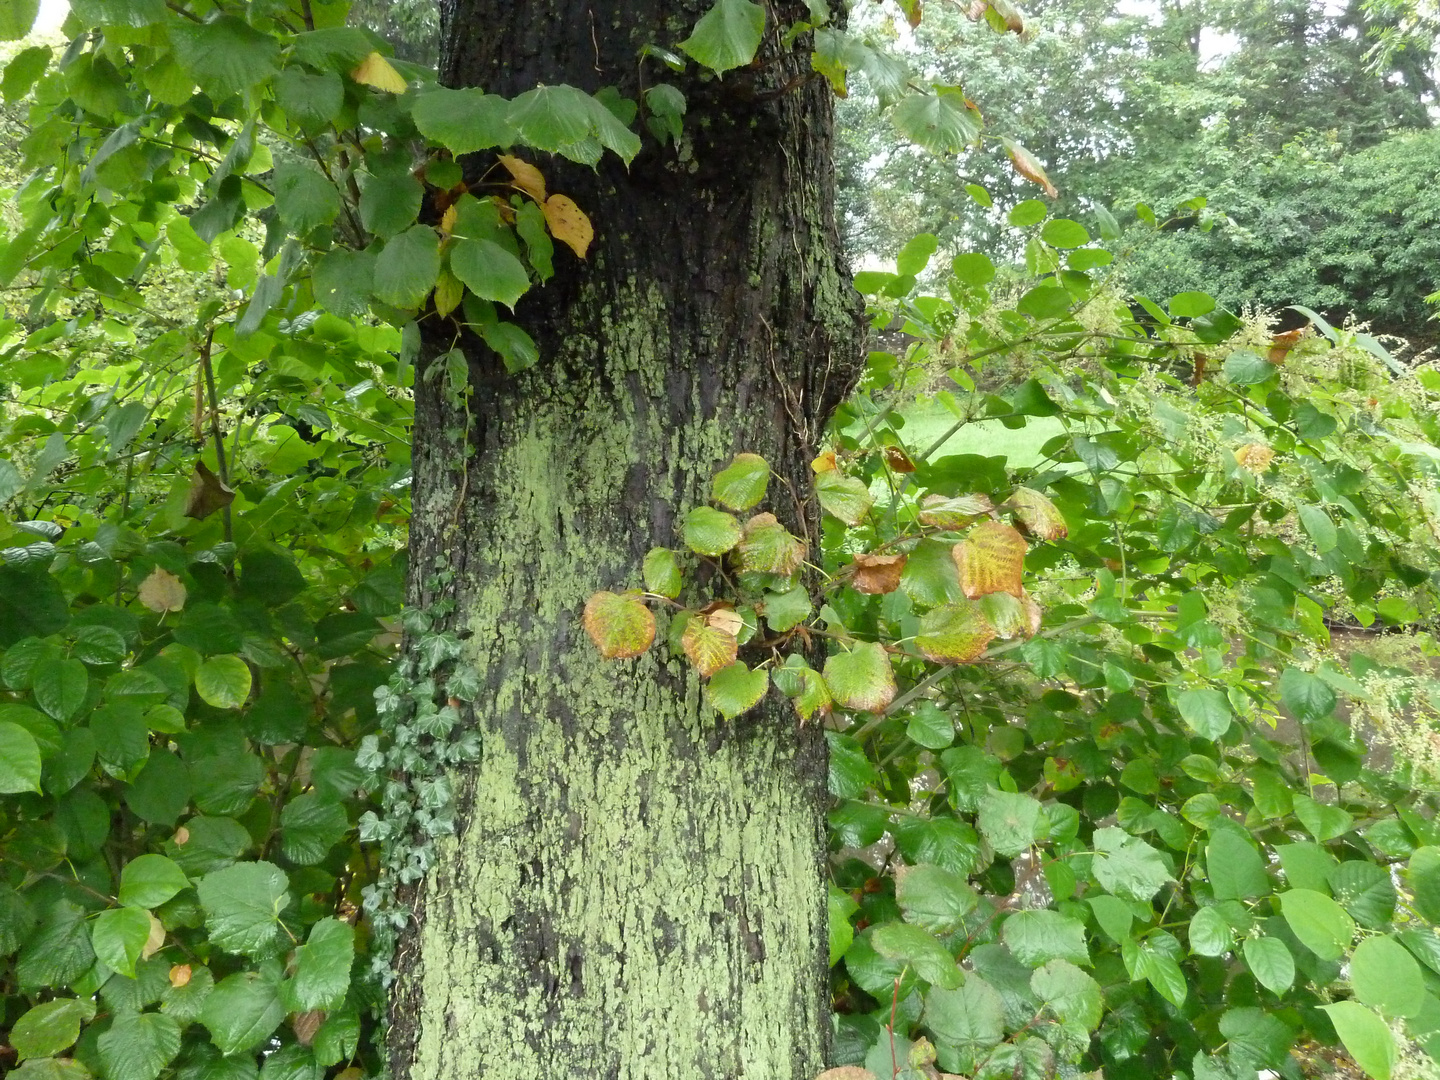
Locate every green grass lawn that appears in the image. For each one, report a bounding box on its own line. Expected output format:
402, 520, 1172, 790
877, 399, 1067, 470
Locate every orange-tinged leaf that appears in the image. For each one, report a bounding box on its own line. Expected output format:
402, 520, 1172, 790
1005, 486, 1067, 541
954, 521, 1026, 598
734, 512, 807, 575
543, 194, 593, 259
1234, 443, 1275, 472
811, 450, 837, 474
499, 154, 546, 203
681, 617, 739, 676
851, 553, 906, 595
988, 0, 1026, 33
582, 591, 656, 658
918, 492, 994, 529
1002, 138, 1057, 198
169, 964, 192, 988
916, 600, 996, 663
351, 51, 408, 93
884, 446, 916, 473
1268, 328, 1305, 363
139, 567, 187, 613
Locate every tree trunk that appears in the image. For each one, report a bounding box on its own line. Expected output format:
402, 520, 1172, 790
387, 3, 860, 1077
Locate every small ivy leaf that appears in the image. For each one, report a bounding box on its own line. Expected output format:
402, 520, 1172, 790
1002, 137, 1058, 197
679, 0, 766, 74
816, 471, 873, 525
915, 600, 996, 663
498, 154, 546, 202
918, 492, 993, 529
642, 547, 682, 599
704, 661, 769, 719
823, 642, 896, 713
350, 51, 407, 93
542, 194, 593, 259
954, 521, 1026, 599
733, 513, 806, 574
681, 615, 739, 676
849, 553, 906, 595
683, 506, 744, 556
1004, 487, 1067, 540
581, 591, 656, 659
711, 452, 771, 510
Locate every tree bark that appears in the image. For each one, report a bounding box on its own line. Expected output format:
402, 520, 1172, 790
387, 2, 860, 1077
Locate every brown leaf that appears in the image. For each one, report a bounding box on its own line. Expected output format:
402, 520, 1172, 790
1003, 138, 1058, 198
292, 1010, 325, 1046
499, 154, 547, 203
138, 567, 187, 613
169, 964, 192, 988
851, 553, 906, 595
350, 51, 408, 93
1005, 486, 1067, 541
543, 194, 594, 259
1234, 443, 1275, 472
681, 616, 740, 676
1022, 590, 1043, 636
884, 446, 915, 473
988, 0, 1026, 32
706, 608, 745, 637
919, 492, 994, 529
1267, 327, 1305, 364
184, 460, 235, 521
954, 521, 1026, 599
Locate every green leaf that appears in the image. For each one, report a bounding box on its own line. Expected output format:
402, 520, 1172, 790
412, 87, 516, 154
827, 733, 878, 798
91, 905, 152, 978
169, 16, 280, 96
828, 884, 856, 967
3, 46, 50, 103
0, 0, 38, 39
1168, 291, 1215, 318
279, 792, 349, 865
1298, 504, 1338, 554
195, 655, 251, 710
1409, 848, 1440, 922
763, 586, 811, 633
123, 749, 190, 826
32, 658, 89, 721
1092, 827, 1172, 901
373, 226, 442, 309
0, 721, 42, 793
711, 453, 770, 510
17, 901, 94, 989
1208, 830, 1270, 900
1294, 794, 1353, 842
197, 861, 290, 957
978, 788, 1043, 858
733, 514, 805, 574
1175, 687, 1231, 739
678, 0, 766, 74
704, 661, 768, 720
1322, 1001, 1396, 1080
1002, 909, 1088, 967
201, 968, 285, 1055
896, 863, 977, 935
96, 1009, 182, 1080
274, 66, 344, 128
11, 997, 97, 1060
915, 600, 996, 664
823, 642, 896, 713
286, 917, 354, 1011
1278, 888, 1354, 960
1040, 219, 1090, 249
815, 471, 873, 525
273, 160, 342, 234
119, 854, 189, 909
1188, 907, 1233, 956
925, 977, 1005, 1064
451, 238, 531, 310
1223, 349, 1276, 386
871, 921, 962, 988
642, 548, 682, 599
480, 320, 540, 373
1031, 959, 1103, 1031
682, 506, 743, 556
892, 86, 982, 154
905, 701, 954, 750
7, 1060, 92, 1080
1243, 935, 1295, 995
1279, 666, 1336, 722
1351, 935, 1425, 1018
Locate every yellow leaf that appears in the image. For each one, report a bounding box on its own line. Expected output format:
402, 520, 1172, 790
138, 567, 187, 613
499, 154, 546, 203
434, 267, 464, 317
1234, 443, 1275, 472
141, 914, 165, 959
351, 51, 407, 94
954, 521, 1026, 599
682, 616, 739, 676
1003, 138, 1058, 198
543, 194, 594, 259
811, 450, 837, 474
582, 591, 656, 658
169, 964, 192, 988
439, 203, 458, 236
